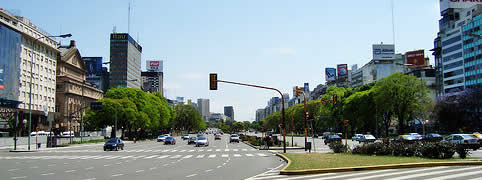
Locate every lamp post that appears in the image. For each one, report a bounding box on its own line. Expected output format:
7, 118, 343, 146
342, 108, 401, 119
28, 33, 71, 151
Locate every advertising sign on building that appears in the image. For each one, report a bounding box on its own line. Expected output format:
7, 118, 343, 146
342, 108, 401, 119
82, 57, 103, 76
373, 44, 395, 60
337, 64, 348, 77
325, 68, 336, 82
406, 50, 425, 66
0, 24, 21, 101
146, 60, 163, 72
440, 0, 482, 12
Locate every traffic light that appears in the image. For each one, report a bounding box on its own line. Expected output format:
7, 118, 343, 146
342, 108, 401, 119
209, 73, 217, 90
295, 86, 300, 97
333, 94, 337, 105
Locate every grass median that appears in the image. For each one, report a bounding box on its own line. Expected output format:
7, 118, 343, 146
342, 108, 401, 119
283, 153, 459, 171
68, 139, 106, 145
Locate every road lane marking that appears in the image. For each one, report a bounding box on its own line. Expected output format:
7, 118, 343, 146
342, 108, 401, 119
83, 178, 96, 180
234, 154, 241, 157
183, 155, 193, 159
198, 149, 204, 152
153, 149, 161, 152
170, 150, 178, 152
208, 154, 216, 158
217, 166, 222, 168
65, 170, 77, 173
222, 154, 229, 158
111, 174, 123, 177
145, 150, 153, 152
41, 173, 55, 176
163, 164, 169, 166
115, 162, 122, 165
11, 176, 27, 179
135, 170, 144, 173
144, 155, 158, 159
85, 167, 94, 170
205, 169, 213, 172
8, 169, 19, 171
120, 155, 133, 159
179, 150, 186, 152
224, 149, 230, 152
216, 149, 221, 151
188, 150, 195, 152
30, 166, 39, 168
170, 155, 182, 158
162, 150, 169, 152
242, 149, 247, 151
223, 163, 227, 165
149, 167, 157, 170
257, 153, 267, 157
186, 174, 197, 178
196, 155, 205, 158
157, 155, 169, 159
207, 149, 212, 152
246, 154, 254, 157
387, 166, 482, 180
105, 156, 119, 159
104, 164, 111, 167
48, 164, 56, 167
233, 149, 238, 151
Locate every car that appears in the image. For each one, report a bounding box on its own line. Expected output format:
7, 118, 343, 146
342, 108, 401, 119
358, 134, 376, 143
164, 136, 176, 145
104, 138, 124, 151
324, 135, 342, 145
351, 134, 363, 141
188, 137, 197, 144
424, 133, 443, 142
444, 134, 480, 150
408, 133, 423, 140
473, 133, 482, 144
396, 135, 419, 142
215, 134, 221, 140
322, 132, 332, 139
181, 134, 190, 140
196, 136, 209, 147
157, 135, 166, 142
197, 134, 204, 138
230, 134, 240, 143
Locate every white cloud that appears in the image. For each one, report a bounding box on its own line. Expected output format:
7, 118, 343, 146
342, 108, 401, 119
263, 47, 297, 55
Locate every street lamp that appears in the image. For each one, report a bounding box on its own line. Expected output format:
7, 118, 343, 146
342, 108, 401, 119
28, 33, 71, 151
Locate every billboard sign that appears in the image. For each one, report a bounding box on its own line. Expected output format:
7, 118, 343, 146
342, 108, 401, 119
146, 60, 163, 72
325, 68, 336, 82
0, 24, 21, 101
337, 64, 348, 77
440, 0, 482, 12
373, 44, 395, 60
82, 57, 103, 76
406, 50, 425, 66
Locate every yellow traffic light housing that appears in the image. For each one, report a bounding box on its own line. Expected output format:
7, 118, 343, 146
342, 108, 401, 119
209, 73, 218, 90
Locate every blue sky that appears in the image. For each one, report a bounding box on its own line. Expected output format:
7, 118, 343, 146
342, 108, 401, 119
3, 0, 440, 122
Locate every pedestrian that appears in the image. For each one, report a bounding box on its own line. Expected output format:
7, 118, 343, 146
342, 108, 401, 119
133, 137, 136, 143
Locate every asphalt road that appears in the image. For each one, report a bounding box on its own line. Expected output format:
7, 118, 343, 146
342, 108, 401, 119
0, 134, 284, 180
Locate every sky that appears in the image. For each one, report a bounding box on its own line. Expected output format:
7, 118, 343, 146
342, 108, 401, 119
3, 0, 441, 122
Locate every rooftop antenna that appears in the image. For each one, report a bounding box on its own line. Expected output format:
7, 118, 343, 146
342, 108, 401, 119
128, 0, 131, 34
391, 0, 396, 47
113, 25, 117, 34
59, 24, 62, 46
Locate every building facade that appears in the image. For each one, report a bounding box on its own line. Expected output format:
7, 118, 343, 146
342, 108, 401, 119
0, 9, 59, 131
197, 98, 210, 122
109, 33, 142, 89
56, 40, 103, 133
82, 57, 109, 93
141, 71, 163, 94
224, 106, 234, 121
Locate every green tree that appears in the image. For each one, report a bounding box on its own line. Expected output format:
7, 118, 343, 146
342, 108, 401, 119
172, 104, 205, 132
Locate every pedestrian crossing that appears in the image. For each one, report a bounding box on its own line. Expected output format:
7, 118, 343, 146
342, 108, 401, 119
246, 166, 482, 180
0, 153, 271, 160
42, 148, 255, 153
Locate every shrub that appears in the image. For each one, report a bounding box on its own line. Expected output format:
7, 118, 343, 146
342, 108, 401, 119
329, 141, 349, 153
456, 145, 471, 159
439, 142, 456, 159
351, 142, 391, 156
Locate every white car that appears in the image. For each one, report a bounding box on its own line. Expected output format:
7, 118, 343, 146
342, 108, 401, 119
359, 134, 376, 143
230, 134, 240, 143
157, 135, 167, 142
445, 134, 480, 150
351, 134, 363, 141
196, 137, 209, 147
408, 133, 423, 140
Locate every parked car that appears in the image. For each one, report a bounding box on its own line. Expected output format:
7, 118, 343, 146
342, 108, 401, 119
408, 133, 423, 140
104, 138, 124, 151
424, 133, 443, 141
215, 134, 221, 140
164, 136, 176, 145
157, 135, 167, 142
351, 134, 363, 141
359, 134, 376, 143
230, 134, 240, 143
324, 135, 342, 145
444, 134, 480, 150
396, 135, 419, 142
322, 132, 332, 139
196, 136, 209, 147
181, 135, 190, 140
473, 133, 482, 144
188, 137, 197, 145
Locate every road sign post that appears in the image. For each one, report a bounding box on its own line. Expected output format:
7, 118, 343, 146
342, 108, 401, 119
344, 120, 349, 147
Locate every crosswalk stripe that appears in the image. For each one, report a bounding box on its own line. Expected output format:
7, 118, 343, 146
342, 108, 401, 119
170, 155, 182, 159
179, 150, 186, 152
208, 155, 216, 158
145, 150, 153, 152
153, 149, 161, 152
234, 154, 241, 157
171, 150, 178, 152
134, 155, 146, 159
222, 154, 229, 158
249, 175, 288, 180
427, 168, 482, 180
162, 150, 169, 153
257, 153, 267, 157
198, 149, 204, 152
468, 177, 482, 180
267, 173, 337, 180
312, 168, 429, 180
120, 156, 133, 159
144, 155, 158, 159
233, 149, 239, 151
246, 154, 254, 157
188, 150, 195, 152
157, 155, 169, 159
183, 155, 193, 159
216, 149, 221, 151
394, 166, 482, 180
136, 150, 145, 152
225, 149, 230, 152
242, 149, 247, 151
196, 155, 205, 158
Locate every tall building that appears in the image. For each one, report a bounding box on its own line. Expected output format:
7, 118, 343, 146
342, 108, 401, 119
224, 106, 234, 121
109, 33, 142, 89
141, 60, 163, 95
56, 40, 104, 132
82, 57, 109, 93
197, 99, 210, 122
0, 9, 59, 131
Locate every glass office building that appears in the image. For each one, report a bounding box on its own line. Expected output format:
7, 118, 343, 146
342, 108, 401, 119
109, 33, 142, 88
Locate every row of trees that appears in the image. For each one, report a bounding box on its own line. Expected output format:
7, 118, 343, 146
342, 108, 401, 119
85, 87, 206, 139
261, 73, 430, 137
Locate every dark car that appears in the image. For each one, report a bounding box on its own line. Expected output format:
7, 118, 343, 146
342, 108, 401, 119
324, 135, 342, 145
188, 137, 197, 144
424, 133, 443, 142
104, 138, 124, 151
164, 136, 176, 145
215, 134, 221, 140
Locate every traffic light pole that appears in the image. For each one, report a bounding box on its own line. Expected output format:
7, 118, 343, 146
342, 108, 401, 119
214, 79, 287, 153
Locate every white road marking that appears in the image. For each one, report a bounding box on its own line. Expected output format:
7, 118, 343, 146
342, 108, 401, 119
103, 164, 111, 167
205, 169, 213, 172
225, 149, 230, 152
65, 170, 77, 173
207, 149, 212, 152
149, 167, 157, 170
8, 169, 19, 171
208, 154, 216, 158
47, 164, 56, 167
157, 155, 169, 159
135, 170, 144, 173
198, 149, 204, 152
115, 162, 122, 165
83, 178, 96, 180
242, 149, 247, 151
85, 167, 94, 170
30, 166, 39, 168
41, 173, 55, 176
11, 176, 27, 179
217, 166, 222, 168
170, 150, 178, 152
234, 154, 241, 157
386, 166, 482, 180
153, 149, 161, 152
246, 154, 254, 157
186, 174, 197, 178
183, 155, 193, 159
120, 155, 133, 159
216, 149, 221, 151
222, 154, 229, 158
233, 149, 239, 151
144, 155, 158, 159
179, 150, 186, 152
145, 150, 153, 152
111, 174, 123, 177
196, 155, 205, 158
257, 153, 267, 157
163, 164, 169, 166
188, 150, 195, 152
171, 155, 182, 159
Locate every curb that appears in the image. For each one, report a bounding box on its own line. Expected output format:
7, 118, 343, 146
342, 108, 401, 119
9, 150, 38, 152
242, 141, 259, 150
279, 159, 482, 175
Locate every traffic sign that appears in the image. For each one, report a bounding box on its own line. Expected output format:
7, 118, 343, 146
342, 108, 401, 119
344, 120, 349, 126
